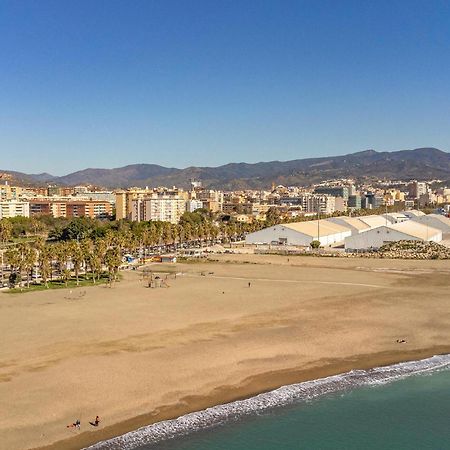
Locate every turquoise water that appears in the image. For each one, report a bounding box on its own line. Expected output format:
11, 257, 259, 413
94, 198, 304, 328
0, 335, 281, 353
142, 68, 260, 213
88, 357, 450, 450
141, 369, 450, 450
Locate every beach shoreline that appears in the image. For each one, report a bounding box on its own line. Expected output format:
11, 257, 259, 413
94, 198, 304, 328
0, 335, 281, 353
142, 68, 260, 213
33, 347, 450, 450
1, 254, 449, 450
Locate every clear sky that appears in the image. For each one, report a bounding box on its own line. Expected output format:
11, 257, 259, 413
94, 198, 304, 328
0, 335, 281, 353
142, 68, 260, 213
1, 0, 450, 175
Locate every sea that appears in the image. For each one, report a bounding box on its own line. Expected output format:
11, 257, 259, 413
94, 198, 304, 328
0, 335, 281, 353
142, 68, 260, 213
86, 354, 450, 450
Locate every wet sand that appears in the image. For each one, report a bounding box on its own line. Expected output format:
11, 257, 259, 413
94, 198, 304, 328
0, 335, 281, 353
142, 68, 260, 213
1, 254, 449, 450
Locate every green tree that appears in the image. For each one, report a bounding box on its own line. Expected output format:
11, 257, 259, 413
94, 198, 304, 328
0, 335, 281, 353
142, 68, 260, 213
5, 246, 21, 288
0, 219, 13, 244
23, 245, 36, 288
69, 241, 84, 286
310, 240, 321, 249
104, 246, 121, 286
38, 246, 52, 288
265, 207, 282, 227
60, 217, 97, 241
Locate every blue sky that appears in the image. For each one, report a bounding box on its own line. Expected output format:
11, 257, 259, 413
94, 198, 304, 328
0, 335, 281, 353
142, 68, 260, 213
1, 0, 450, 175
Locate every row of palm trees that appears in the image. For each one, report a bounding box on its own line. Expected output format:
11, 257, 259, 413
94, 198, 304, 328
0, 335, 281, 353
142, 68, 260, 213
1, 218, 263, 289
4, 236, 122, 290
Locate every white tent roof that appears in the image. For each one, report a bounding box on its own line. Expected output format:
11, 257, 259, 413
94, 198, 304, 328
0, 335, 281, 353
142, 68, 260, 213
402, 209, 426, 217
358, 215, 388, 228
283, 219, 349, 238
327, 216, 371, 231
389, 221, 441, 240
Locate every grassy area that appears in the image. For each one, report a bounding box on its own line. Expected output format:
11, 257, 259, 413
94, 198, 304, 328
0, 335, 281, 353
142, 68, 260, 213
4, 273, 119, 294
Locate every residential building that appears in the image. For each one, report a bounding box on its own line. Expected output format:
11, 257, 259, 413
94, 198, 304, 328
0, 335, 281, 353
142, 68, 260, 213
115, 188, 151, 220
314, 186, 349, 200
0, 201, 30, 218
0, 183, 23, 201
408, 181, 427, 199
186, 199, 204, 212
347, 195, 361, 209
298, 194, 336, 215
132, 195, 186, 223
66, 201, 112, 219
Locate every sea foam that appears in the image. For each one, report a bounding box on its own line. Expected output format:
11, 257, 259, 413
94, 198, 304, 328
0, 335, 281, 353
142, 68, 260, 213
85, 354, 450, 450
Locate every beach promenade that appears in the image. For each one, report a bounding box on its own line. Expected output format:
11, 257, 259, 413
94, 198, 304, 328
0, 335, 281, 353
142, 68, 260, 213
1, 254, 449, 450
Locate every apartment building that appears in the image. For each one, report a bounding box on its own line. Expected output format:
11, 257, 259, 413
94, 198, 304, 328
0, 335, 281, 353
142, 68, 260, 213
66, 201, 112, 219
131, 195, 186, 223
196, 190, 224, 213
115, 189, 151, 220
0, 183, 23, 201
408, 181, 428, 199
0, 201, 30, 218
29, 199, 67, 218
315, 186, 350, 200
298, 194, 336, 215
186, 199, 204, 212
29, 199, 112, 219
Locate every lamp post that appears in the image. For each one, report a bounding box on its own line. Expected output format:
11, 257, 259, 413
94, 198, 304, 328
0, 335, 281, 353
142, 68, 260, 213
317, 201, 320, 246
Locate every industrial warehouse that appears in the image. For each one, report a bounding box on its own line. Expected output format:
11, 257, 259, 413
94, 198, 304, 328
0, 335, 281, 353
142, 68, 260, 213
245, 211, 450, 252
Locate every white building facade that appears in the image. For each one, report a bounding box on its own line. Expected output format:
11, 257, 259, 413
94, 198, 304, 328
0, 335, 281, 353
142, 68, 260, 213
132, 196, 186, 224
0, 201, 30, 219
245, 220, 351, 247
345, 223, 442, 251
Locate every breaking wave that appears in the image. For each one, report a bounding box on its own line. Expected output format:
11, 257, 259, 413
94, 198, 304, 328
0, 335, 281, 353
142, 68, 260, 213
85, 354, 450, 450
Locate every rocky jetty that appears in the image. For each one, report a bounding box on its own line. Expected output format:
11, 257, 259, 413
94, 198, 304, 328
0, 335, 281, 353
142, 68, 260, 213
373, 240, 450, 259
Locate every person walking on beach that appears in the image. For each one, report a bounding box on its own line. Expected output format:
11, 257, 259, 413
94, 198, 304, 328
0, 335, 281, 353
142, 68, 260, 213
248, 282, 251, 288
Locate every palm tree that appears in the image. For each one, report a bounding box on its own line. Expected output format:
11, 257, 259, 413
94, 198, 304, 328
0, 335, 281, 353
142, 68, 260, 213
0, 219, 13, 245
85, 239, 102, 284
104, 246, 121, 286
69, 241, 83, 286
23, 245, 36, 288
80, 239, 92, 279
161, 222, 173, 246
38, 245, 52, 288
5, 246, 21, 288
54, 242, 71, 286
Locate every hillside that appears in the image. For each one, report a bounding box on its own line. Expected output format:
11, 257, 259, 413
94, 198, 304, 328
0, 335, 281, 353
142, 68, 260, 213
1, 147, 449, 189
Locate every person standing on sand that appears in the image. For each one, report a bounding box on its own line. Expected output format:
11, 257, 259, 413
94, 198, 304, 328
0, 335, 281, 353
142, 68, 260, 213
248, 282, 251, 288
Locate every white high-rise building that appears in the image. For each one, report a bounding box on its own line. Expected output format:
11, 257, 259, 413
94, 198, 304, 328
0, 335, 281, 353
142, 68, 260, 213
0, 201, 30, 219
131, 195, 186, 224
298, 194, 335, 215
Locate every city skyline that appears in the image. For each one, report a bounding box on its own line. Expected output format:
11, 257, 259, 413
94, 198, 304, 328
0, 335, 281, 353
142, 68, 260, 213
2, 1, 450, 174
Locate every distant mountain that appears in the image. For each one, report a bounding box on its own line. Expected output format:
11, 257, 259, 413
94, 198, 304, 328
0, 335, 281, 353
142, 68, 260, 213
28, 173, 59, 183
2, 147, 450, 189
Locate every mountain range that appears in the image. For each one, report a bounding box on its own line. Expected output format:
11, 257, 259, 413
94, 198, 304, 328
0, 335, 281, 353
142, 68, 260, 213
1, 147, 449, 190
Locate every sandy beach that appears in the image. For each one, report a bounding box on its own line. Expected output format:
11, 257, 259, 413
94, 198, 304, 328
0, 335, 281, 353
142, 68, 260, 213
1, 254, 449, 450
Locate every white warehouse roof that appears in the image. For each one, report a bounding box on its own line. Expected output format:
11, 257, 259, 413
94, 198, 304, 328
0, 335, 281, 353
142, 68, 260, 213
345, 222, 442, 251
402, 209, 426, 218
358, 215, 388, 228
388, 221, 442, 240
326, 216, 371, 235
245, 219, 351, 247
409, 214, 450, 233
283, 220, 350, 236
